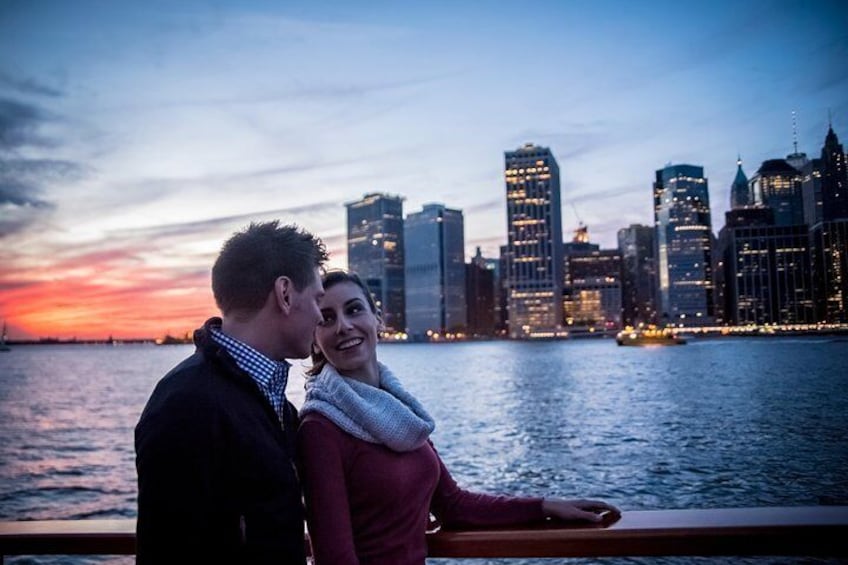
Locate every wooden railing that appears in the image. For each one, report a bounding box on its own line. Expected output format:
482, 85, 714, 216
1, 506, 847, 561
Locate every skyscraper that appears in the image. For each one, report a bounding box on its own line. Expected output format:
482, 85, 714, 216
495, 245, 509, 335
716, 149, 817, 325
749, 159, 804, 226
810, 124, 848, 323
653, 164, 715, 325
346, 193, 406, 333
563, 249, 622, 333
801, 158, 823, 227
617, 224, 657, 326
718, 221, 815, 325
504, 143, 564, 338
465, 247, 496, 337
404, 203, 466, 339
819, 124, 848, 222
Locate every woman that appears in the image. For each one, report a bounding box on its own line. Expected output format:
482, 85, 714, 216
296, 270, 619, 565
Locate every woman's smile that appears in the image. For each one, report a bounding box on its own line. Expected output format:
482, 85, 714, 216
336, 337, 364, 351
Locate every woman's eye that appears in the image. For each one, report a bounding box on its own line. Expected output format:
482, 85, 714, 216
320, 315, 334, 326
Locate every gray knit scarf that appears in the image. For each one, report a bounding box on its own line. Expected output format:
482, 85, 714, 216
300, 362, 435, 452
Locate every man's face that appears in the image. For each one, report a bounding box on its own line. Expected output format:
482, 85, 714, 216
284, 268, 325, 359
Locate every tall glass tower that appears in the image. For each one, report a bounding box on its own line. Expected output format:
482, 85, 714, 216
811, 125, 848, 323
653, 164, 715, 326
346, 193, 406, 333
404, 203, 466, 339
504, 143, 564, 338
617, 224, 657, 326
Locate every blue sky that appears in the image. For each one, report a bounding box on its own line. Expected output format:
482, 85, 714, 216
1, 0, 846, 338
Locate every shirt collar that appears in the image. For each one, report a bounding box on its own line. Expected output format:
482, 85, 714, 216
209, 325, 290, 393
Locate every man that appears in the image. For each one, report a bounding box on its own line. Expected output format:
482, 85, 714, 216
135, 221, 328, 564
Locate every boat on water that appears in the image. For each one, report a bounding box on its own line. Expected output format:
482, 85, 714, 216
616, 326, 686, 346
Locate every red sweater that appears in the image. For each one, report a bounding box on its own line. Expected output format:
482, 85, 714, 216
296, 412, 545, 565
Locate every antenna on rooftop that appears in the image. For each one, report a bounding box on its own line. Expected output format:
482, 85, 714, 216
792, 110, 799, 154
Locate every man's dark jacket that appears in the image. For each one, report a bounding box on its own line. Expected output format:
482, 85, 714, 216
135, 318, 305, 564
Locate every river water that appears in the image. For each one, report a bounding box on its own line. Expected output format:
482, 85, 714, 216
1, 337, 846, 564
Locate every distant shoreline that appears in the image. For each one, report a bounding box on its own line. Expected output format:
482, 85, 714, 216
5, 327, 848, 347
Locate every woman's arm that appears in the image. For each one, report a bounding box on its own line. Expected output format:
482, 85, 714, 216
429, 445, 618, 529
428, 445, 545, 529
296, 418, 360, 565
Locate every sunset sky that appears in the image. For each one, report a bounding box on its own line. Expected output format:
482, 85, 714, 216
1, 0, 846, 340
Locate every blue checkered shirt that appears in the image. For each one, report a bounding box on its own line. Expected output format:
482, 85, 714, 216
210, 326, 290, 425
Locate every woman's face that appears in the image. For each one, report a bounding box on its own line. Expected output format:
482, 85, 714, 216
314, 281, 380, 384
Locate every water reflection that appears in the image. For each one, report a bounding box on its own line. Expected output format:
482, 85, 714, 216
1, 339, 847, 565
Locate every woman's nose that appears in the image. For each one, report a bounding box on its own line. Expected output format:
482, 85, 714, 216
335, 315, 353, 333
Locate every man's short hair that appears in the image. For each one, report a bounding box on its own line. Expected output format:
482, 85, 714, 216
212, 221, 328, 315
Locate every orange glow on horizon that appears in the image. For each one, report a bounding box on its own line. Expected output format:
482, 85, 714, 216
1, 265, 217, 341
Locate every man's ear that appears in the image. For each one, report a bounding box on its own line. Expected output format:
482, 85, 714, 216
274, 276, 293, 314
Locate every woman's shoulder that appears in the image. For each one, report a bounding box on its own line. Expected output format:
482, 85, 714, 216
298, 410, 334, 429
296, 412, 362, 462
297, 411, 348, 441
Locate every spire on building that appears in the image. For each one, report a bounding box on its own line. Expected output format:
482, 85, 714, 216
730, 156, 750, 209
786, 110, 809, 170
825, 122, 839, 145
792, 110, 798, 155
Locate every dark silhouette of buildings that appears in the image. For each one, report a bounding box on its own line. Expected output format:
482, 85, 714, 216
810, 124, 848, 323
819, 125, 848, 222
465, 247, 496, 337
716, 150, 816, 325
496, 245, 509, 335
618, 224, 657, 326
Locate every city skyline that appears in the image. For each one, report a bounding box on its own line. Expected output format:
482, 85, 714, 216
2, 0, 846, 339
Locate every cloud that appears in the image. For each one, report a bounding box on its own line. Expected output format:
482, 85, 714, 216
0, 97, 57, 150
466, 235, 505, 250
808, 35, 848, 93
511, 122, 611, 163
102, 200, 345, 242
0, 158, 87, 237
1, 158, 85, 189
0, 70, 63, 98
570, 184, 639, 204
102, 73, 455, 114
0, 93, 84, 236
461, 197, 502, 215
